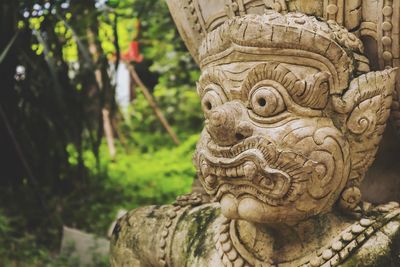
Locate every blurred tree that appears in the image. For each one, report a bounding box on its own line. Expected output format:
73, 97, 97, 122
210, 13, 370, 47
0, 0, 115, 249
0, 0, 201, 262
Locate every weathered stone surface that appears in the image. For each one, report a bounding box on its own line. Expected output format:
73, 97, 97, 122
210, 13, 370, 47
111, 1, 400, 266
111, 203, 400, 266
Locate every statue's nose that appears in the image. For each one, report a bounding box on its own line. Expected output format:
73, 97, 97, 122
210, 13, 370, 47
209, 110, 227, 127
207, 104, 253, 146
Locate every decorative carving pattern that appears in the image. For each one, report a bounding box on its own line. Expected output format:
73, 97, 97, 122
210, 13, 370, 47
195, 13, 396, 222
158, 193, 204, 266
186, 0, 205, 37
379, 0, 395, 69
215, 203, 400, 267
356, 0, 400, 135
332, 69, 396, 209
194, 10, 396, 265
110, 3, 400, 267
198, 13, 366, 92
158, 205, 183, 267
323, 0, 362, 30
215, 217, 252, 267
324, 0, 344, 25
176, 0, 400, 138
304, 203, 400, 267
326, 20, 363, 54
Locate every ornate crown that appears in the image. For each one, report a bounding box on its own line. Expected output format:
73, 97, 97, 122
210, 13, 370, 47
197, 12, 369, 95
166, 0, 399, 71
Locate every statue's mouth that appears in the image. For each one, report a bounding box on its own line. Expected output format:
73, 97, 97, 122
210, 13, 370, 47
196, 135, 316, 206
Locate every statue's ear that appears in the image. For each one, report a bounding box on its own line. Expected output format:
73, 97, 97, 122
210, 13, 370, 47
332, 69, 397, 209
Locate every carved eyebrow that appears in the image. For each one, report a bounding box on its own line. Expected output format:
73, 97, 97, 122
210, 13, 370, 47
241, 62, 300, 98
197, 68, 229, 96
242, 62, 330, 109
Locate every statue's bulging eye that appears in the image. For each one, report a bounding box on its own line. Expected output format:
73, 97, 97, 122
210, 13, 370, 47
250, 87, 286, 117
201, 90, 224, 113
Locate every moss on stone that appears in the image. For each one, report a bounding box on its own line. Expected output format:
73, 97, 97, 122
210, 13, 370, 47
341, 228, 398, 267
145, 205, 160, 219
193, 207, 218, 257
180, 205, 219, 265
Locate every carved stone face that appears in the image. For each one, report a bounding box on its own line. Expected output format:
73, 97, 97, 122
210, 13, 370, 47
194, 59, 348, 223
192, 13, 396, 224
194, 55, 395, 224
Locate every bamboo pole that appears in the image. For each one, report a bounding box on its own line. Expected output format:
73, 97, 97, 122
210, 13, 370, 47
102, 108, 116, 159
87, 28, 117, 158
125, 63, 180, 145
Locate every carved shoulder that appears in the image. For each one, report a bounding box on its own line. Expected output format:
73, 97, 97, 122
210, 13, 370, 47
110, 198, 222, 267
110, 205, 178, 267
342, 206, 400, 267
169, 203, 222, 267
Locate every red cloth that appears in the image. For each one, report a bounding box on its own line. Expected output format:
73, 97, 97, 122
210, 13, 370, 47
121, 41, 143, 63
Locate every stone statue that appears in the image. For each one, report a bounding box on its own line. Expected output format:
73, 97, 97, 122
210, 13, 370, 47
110, 1, 400, 266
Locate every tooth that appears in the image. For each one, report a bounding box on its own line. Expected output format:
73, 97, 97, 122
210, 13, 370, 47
243, 161, 257, 179
226, 168, 235, 177
236, 165, 244, 176
232, 167, 238, 177
231, 147, 237, 156
216, 167, 225, 176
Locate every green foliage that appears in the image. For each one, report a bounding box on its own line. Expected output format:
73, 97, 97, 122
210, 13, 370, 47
74, 134, 198, 209
105, 134, 197, 206
0, 211, 77, 266
0, 0, 202, 264
0, 211, 11, 235
0, 225, 108, 267
120, 0, 202, 145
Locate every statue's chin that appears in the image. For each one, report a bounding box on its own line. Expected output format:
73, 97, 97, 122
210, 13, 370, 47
220, 194, 273, 223
220, 194, 239, 219
220, 193, 303, 224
